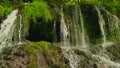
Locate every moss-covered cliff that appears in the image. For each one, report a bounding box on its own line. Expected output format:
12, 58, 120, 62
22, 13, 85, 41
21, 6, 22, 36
0, 0, 120, 68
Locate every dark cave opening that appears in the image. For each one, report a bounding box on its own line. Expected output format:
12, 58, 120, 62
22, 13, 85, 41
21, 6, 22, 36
26, 18, 61, 42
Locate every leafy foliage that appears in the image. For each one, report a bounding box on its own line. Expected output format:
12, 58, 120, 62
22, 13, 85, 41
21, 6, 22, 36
22, 0, 52, 24
0, 5, 6, 17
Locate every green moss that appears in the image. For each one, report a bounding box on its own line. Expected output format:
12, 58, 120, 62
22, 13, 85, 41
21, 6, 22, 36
20, 44, 38, 68
20, 41, 69, 68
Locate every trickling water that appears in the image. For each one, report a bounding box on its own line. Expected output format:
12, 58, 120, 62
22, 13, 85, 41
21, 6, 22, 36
79, 8, 87, 47
61, 6, 120, 68
53, 20, 57, 42
18, 14, 23, 45
60, 6, 91, 68
60, 8, 69, 46
102, 8, 120, 39
72, 6, 81, 47
95, 6, 106, 43
92, 55, 120, 68
0, 9, 18, 51
102, 8, 120, 30
63, 49, 80, 68
60, 6, 87, 47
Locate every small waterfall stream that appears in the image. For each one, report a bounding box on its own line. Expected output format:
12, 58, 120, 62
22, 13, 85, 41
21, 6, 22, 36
60, 6, 120, 68
79, 8, 87, 47
93, 6, 120, 68
61, 6, 89, 68
63, 49, 80, 68
102, 8, 120, 38
53, 21, 57, 42
60, 8, 70, 47
60, 6, 87, 47
92, 54, 120, 68
0, 9, 18, 51
73, 6, 81, 47
18, 14, 23, 45
0, 4, 120, 68
95, 6, 106, 43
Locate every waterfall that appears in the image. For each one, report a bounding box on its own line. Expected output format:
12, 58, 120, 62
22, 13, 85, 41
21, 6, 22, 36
72, 6, 81, 47
63, 49, 80, 68
60, 6, 87, 47
95, 6, 106, 43
60, 8, 70, 46
95, 6, 120, 48
61, 6, 120, 68
53, 20, 57, 42
79, 8, 87, 47
61, 6, 90, 68
92, 55, 120, 68
72, 7, 87, 47
0, 9, 18, 51
102, 8, 120, 39
18, 14, 23, 45
92, 7, 120, 68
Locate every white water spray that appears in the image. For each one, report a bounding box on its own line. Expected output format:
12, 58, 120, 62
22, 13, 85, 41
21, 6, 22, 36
18, 15, 23, 45
92, 55, 120, 68
0, 9, 18, 51
95, 6, 106, 43
60, 8, 69, 46
79, 8, 87, 47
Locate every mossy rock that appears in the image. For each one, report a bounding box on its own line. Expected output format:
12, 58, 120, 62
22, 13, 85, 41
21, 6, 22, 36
74, 49, 91, 60
90, 45, 103, 54
20, 40, 70, 68
106, 42, 120, 63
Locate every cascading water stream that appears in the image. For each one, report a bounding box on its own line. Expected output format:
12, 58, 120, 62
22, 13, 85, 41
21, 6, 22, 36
53, 21, 56, 41
93, 7, 118, 67
60, 6, 87, 47
95, 6, 116, 48
63, 49, 81, 68
71, 6, 87, 47
95, 6, 106, 43
101, 8, 120, 38
18, 14, 23, 45
92, 55, 120, 68
0, 9, 18, 51
60, 8, 69, 46
72, 6, 81, 47
61, 6, 90, 68
61, 6, 120, 68
79, 8, 87, 47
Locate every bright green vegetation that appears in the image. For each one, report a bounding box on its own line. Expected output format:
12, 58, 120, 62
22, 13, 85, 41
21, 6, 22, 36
0, 5, 13, 19
20, 41, 69, 68
0, 5, 6, 17
0, 0, 120, 23
22, 0, 52, 26
65, 0, 120, 16
0, 0, 120, 68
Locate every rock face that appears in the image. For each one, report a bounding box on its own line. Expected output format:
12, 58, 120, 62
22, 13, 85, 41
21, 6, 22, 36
0, 41, 120, 68
18, 41, 70, 68
106, 42, 120, 63
0, 46, 28, 68
0, 1, 120, 68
